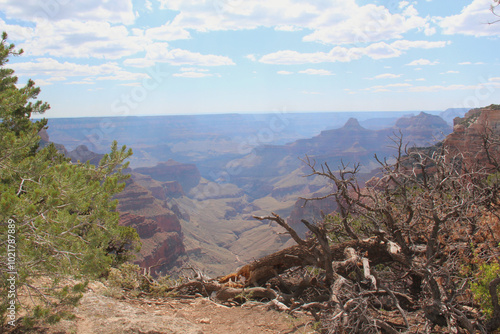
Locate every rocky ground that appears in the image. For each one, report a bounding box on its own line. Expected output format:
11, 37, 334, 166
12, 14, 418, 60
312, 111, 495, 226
8, 282, 317, 334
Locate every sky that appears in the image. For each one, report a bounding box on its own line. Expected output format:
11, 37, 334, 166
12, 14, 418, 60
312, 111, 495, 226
0, 0, 499, 118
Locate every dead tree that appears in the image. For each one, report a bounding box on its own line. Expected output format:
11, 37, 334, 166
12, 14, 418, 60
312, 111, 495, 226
176, 128, 499, 333
217, 130, 500, 333
291, 132, 500, 333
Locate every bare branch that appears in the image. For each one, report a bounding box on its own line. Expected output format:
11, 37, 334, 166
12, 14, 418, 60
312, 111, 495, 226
253, 212, 306, 246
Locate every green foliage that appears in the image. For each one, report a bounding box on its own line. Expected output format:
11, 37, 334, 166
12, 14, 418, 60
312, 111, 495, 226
471, 262, 500, 319
107, 263, 144, 291
0, 33, 140, 326
460, 111, 481, 128
106, 263, 181, 298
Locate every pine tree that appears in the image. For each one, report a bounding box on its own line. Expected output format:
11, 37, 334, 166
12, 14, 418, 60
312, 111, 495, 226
0, 32, 140, 327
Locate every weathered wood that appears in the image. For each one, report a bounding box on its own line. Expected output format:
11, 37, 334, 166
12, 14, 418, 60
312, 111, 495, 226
172, 281, 221, 297
215, 287, 277, 303
220, 236, 404, 287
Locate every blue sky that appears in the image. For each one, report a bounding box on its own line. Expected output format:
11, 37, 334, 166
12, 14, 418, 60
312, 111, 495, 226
0, 0, 499, 117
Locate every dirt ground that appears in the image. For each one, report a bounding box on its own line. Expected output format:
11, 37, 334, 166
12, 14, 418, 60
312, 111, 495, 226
7, 286, 318, 334
127, 296, 318, 334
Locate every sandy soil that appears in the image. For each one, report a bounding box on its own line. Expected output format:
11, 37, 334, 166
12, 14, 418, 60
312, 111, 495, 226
8, 289, 318, 334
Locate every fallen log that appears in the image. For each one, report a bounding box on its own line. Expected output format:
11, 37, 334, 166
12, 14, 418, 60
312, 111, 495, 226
219, 235, 405, 287
172, 281, 221, 297
215, 287, 278, 303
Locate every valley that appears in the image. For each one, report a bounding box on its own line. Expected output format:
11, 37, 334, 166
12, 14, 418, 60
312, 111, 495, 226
44, 109, 464, 277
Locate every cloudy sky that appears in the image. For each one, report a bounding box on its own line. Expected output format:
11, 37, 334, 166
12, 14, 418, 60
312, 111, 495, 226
1, 0, 499, 117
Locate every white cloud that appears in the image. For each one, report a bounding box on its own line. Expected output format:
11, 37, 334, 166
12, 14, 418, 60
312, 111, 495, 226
123, 58, 155, 68
144, 23, 191, 41
32, 79, 54, 86
260, 50, 338, 65
124, 43, 235, 67
9, 58, 147, 82
0, 0, 444, 65
142, 43, 235, 66
391, 40, 449, 50
371, 88, 391, 93
119, 82, 142, 87
245, 54, 257, 62
180, 67, 209, 72
370, 73, 402, 79
173, 71, 213, 78
303, 3, 429, 45
32, 76, 67, 86
299, 69, 334, 76
275, 25, 302, 32
157, 0, 431, 46
406, 58, 439, 66
357, 80, 500, 93
459, 61, 486, 65
360, 81, 497, 94
18, 20, 146, 59
0, 0, 136, 25
0, 18, 34, 41
277, 71, 293, 75
363, 82, 413, 93
399, 1, 410, 9
67, 80, 96, 85
439, 0, 500, 37
96, 72, 149, 81
260, 40, 447, 65
409, 84, 476, 92
442, 70, 459, 74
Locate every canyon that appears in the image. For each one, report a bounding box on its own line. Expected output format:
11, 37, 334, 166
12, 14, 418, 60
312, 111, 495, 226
44, 108, 475, 277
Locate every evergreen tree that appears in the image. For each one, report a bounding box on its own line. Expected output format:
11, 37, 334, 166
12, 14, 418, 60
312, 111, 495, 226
0, 33, 140, 327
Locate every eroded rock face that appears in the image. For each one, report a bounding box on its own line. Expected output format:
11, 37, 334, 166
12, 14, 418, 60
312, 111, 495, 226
139, 231, 185, 269
115, 183, 155, 211
444, 105, 500, 169
394, 112, 451, 146
285, 113, 451, 234
119, 213, 160, 239
134, 160, 201, 191
67, 145, 105, 165
117, 180, 185, 275
287, 197, 338, 237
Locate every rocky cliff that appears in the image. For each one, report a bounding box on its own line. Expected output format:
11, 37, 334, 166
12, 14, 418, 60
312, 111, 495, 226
444, 105, 500, 169
131, 172, 185, 200
67, 145, 105, 165
285, 112, 451, 233
116, 180, 185, 275
393, 112, 451, 146
134, 160, 201, 192
232, 112, 451, 198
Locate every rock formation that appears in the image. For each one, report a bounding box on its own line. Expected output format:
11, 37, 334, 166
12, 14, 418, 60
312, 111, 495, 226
134, 160, 201, 191
444, 104, 500, 169
67, 145, 104, 165
393, 111, 451, 146
116, 179, 185, 275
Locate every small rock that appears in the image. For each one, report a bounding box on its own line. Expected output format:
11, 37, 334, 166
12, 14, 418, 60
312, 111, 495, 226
199, 318, 211, 324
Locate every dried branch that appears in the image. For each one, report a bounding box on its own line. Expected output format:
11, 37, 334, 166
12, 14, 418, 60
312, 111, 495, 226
486, 277, 500, 332
253, 212, 306, 246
